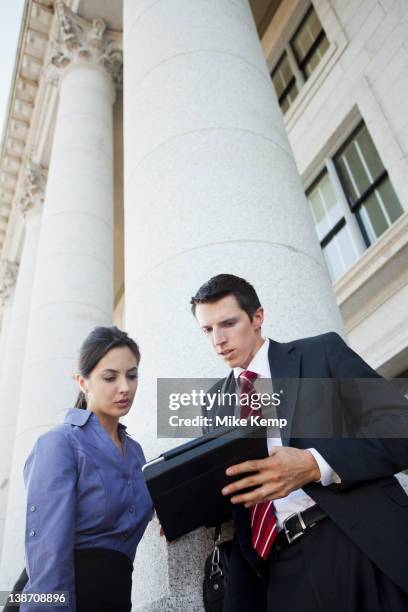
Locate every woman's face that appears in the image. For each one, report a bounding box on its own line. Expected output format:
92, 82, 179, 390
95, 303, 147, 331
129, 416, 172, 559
78, 346, 139, 419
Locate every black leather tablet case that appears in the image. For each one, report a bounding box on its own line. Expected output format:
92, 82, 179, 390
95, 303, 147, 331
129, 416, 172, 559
143, 425, 268, 540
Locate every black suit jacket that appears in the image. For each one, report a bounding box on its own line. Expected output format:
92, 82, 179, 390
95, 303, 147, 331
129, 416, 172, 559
205, 332, 408, 593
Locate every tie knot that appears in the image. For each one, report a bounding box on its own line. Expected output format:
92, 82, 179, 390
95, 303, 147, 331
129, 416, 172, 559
239, 370, 258, 386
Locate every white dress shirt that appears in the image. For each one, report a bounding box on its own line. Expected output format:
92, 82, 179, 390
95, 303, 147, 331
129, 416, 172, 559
234, 338, 340, 529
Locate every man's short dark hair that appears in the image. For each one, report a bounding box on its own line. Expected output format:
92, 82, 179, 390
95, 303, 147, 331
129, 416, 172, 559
190, 274, 261, 320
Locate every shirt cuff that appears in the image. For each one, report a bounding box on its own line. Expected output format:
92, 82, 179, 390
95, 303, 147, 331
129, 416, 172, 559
307, 448, 341, 486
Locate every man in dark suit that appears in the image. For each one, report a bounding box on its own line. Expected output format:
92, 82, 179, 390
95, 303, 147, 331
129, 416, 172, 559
191, 273, 408, 612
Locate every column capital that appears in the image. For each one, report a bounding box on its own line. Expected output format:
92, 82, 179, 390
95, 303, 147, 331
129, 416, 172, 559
0, 260, 19, 307
18, 162, 47, 218
46, 1, 123, 88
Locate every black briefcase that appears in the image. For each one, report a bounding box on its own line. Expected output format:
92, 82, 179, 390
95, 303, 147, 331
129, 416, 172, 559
143, 424, 267, 540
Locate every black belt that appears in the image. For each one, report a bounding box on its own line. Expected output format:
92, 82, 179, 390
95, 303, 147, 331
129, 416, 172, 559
273, 504, 327, 551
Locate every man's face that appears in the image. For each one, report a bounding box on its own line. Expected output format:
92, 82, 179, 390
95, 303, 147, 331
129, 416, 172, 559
195, 294, 264, 369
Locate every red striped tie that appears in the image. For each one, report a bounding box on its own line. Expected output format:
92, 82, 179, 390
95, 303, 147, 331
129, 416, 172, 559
239, 370, 278, 559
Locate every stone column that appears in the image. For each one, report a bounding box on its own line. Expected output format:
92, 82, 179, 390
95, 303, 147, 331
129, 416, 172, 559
0, 260, 18, 557
0, 163, 45, 556
123, 0, 344, 609
0, 260, 18, 409
0, 1, 121, 586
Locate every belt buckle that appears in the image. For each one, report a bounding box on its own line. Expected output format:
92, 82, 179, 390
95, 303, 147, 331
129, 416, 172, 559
283, 511, 307, 545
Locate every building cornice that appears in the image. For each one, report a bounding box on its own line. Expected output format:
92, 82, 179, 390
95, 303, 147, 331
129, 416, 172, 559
0, 0, 53, 257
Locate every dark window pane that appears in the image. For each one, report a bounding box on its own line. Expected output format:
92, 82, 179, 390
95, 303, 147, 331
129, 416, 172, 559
377, 178, 404, 223
347, 142, 371, 196
304, 36, 330, 78
293, 8, 320, 62
359, 191, 388, 241
272, 53, 293, 95
287, 81, 299, 104
281, 55, 292, 85
271, 53, 298, 112
281, 96, 290, 114
335, 152, 361, 203
291, 6, 329, 80
356, 126, 384, 180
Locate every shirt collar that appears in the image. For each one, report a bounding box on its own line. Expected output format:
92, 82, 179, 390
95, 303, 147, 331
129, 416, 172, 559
64, 408, 127, 431
233, 337, 270, 380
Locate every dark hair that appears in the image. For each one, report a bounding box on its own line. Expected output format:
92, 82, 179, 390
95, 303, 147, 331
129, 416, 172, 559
190, 274, 261, 320
75, 326, 141, 409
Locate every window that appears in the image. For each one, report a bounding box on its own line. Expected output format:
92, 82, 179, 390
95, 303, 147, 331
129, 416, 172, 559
307, 122, 404, 282
271, 5, 329, 113
291, 6, 330, 80
334, 123, 403, 247
307, 170, 360, 281
271, 53, 298, 114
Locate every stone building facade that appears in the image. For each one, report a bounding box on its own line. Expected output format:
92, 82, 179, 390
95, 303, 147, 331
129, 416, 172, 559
0, 0, 407, 609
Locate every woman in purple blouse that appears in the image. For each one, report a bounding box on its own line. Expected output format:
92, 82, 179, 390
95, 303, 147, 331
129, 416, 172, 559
20, 326, 153, 612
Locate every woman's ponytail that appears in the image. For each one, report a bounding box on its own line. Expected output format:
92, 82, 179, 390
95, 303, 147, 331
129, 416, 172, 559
74, 390, 87, 410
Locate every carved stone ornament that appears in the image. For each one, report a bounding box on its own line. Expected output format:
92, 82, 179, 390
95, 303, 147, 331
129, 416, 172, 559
18, 162, 47, 217
0, 260, 19, 307
47, 1, 123, 87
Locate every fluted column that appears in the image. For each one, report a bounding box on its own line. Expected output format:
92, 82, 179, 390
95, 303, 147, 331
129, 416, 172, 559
0, 1, 121, 587
123, 0, 344, 609
0, 164, 45, 556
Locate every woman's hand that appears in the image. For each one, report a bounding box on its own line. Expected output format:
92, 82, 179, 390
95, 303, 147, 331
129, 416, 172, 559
159, 525, 177, 543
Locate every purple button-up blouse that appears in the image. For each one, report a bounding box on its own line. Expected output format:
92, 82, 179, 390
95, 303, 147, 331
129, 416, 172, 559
21, 408, 153, 611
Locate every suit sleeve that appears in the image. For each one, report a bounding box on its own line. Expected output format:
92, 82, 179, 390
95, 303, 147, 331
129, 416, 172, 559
21, 430, 77, 612
310, 332, 408, 488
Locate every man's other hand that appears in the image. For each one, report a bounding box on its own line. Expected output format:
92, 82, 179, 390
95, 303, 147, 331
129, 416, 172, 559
221, 447, 321, 507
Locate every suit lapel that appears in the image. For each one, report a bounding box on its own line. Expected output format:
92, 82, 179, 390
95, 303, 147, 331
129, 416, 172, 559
267, 339, 300, 445
217, 371, 238, 418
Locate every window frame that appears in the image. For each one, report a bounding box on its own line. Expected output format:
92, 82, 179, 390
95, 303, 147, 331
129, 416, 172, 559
334, 121, 400, 248
271, 52, 298, 111
305, 165, 364, 281
306, 168, 346, 249
306, 120, 404, 282
270, 3, 330, 113
290, 5, 328, 80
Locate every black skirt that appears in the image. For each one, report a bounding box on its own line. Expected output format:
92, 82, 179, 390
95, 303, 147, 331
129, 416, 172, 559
74, 548, 133, 612
4, 549, 133, 612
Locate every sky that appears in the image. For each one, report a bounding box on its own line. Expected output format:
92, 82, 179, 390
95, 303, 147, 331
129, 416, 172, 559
0, 0, 26, 145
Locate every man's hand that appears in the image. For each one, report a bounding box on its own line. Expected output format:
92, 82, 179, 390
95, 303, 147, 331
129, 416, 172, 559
221, 447, 321, 508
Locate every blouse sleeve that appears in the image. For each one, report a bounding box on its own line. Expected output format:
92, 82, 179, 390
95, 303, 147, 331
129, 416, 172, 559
20, 429, 77, 612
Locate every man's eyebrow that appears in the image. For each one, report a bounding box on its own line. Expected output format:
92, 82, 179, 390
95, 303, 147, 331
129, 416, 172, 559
202, 317, 238, 329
